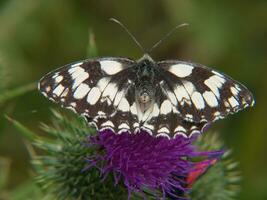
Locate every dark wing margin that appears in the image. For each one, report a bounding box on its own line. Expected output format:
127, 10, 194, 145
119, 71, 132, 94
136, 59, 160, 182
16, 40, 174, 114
38, 57, 139, 132
157, 60, 254, 123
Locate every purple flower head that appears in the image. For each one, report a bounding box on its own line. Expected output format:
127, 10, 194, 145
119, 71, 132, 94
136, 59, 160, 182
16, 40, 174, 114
86, 130, 224, 199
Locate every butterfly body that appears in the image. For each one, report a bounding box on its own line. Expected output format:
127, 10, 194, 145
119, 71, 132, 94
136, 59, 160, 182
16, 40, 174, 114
39, 54, 254, 139
134, 55, 157, 112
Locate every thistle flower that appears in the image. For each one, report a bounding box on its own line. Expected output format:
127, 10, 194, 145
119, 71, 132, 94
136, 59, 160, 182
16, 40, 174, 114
86, 130, 224, 200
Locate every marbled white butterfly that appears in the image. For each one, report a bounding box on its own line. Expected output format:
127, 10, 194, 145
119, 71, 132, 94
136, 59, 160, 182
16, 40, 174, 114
38, 53, 254, 139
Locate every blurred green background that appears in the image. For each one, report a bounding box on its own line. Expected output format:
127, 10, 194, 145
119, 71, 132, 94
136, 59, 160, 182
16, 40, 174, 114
0, 0, 266, 199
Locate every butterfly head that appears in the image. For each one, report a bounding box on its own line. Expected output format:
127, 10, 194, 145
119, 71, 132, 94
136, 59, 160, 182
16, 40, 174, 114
138, 53, 154, 63
136, 54, 155, 76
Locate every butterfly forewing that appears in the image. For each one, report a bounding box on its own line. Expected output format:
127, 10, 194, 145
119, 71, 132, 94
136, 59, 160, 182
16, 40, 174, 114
157, 60, 254, 123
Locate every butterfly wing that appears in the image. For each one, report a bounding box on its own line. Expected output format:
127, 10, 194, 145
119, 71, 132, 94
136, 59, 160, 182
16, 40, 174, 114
138, 60, 254, 138
39, 57, 139, 133
139, 87, 209, 138
157, 60, 254, 123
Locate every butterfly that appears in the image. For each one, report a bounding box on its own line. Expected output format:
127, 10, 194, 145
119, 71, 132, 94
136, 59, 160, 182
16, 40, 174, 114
38, 54, 254, 139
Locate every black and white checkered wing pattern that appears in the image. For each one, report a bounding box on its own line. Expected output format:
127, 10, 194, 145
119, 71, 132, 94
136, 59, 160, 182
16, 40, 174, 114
38, 57, 138, 132
157, 60, 255, 123
39, 56, 254, 139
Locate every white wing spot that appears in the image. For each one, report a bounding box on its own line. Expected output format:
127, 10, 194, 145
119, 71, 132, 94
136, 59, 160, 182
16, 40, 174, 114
235, 84, 242, 91
185, 114, 193, 119
174, 125, 186, 133
143, 123, 154, 131
118, 123, 130, 130
60, 88, 69, 97
231, 86, 239, 96
70, 102, 76, 107
214, 111, 221, 116
203, 91, 218, 107
73, 83, 90, 99
166, 90, 178, 106
100, 60, 123, 75
204, 75, 225, 98
160, 81, 178, 106
87, 87, 101, 105
114, 89, 125, 106
183, 81, 195, 95
160, 100, 172, 115
224, 100, 230, 108
151, 103, 160, 117
130, 103, 138, 115
97, 111, 106, 118
52, 72, 59, 79
101, 120, 115, 128
72, 71, 89, 89
45, 86, 51, 92
69, 66, 84, 77
172, 106, 179, 113
118, 98, 130, 112
96, 77, 111, 92
53, 84, 65, 96
169, 64, 194, 78
133, 122, 139, 128
174, 85, 191, 105
157, 127, 170, 134
102, 83, 118, 102
55, 75, 63, 83
191, 92, 205, 110
228, 96, 239, 108
214, 111, 222, 120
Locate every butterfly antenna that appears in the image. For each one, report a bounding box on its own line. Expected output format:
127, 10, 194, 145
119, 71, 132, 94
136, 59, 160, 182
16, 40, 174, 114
109, 18, 146, 54
149, 23, 189, 53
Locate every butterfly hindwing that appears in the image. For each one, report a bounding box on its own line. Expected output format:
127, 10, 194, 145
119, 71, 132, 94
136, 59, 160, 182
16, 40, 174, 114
140, 86, 208, 138
157, 60, 254, 123
96, 77, 139, 134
